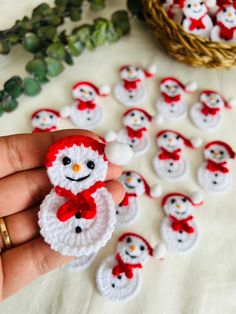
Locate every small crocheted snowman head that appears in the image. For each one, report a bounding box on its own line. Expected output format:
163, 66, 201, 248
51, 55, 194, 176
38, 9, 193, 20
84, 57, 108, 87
123, 109, 152, 130
119, 65, 155, 82
31, 109, 60, 130
182, 0, 208, 18
160, 77, 196, 97
72, 81, 110, 102
204, 141, 235, 163
217, 4, 236, 28
200, 90, 225, 109
116, 233, 154, 265
161, 192, 203, 219
119, 171, 152, 196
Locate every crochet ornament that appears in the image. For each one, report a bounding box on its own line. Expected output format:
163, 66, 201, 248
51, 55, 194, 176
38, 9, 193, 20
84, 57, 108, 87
116, 171, 162, 227
65, 253, 96, 272
96, 232, 165, 302
38, 135, 133, 257
153, 130, 202, 181
160, 192, 203, 253
156, 77, 197, 123
197, 140, 235, 193
211, 2, 236, 42
31, 109, 60, 133
190, 90, 235, 130
114, 64, 156, 107
60, 81, 110, 130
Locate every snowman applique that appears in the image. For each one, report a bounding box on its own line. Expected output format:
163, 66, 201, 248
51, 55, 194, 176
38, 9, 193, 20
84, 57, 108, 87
60, 81, 110, 129
153, 130, 202, 181
211, 3, 236, 42
116, 171, 162, 227
190, 90, 235, 130
31, 108, 60, 133
114, 64, 156, 107
156, 77, 197, 123
96, 232, 166, 301
39, 135, 133, 258
197, 140, 235, 193
180, 0, 214, 37
160, 192, 203, 253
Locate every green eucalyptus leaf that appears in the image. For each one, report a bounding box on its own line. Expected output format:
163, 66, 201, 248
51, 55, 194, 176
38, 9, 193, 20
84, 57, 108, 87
64, 50, 74, 65
23, 33, 41, 53
0, 90, 5, 101
0, 106, 4, 117
45, 57, 64, 77
69, 7, 82, 21
1, 95, 18, 112
35, 77, 50, 84
88, 0, 106, 11
55, 0, 69, 5
106, 22, 119, 43
70, 0, 84, 5
45, 15, 61, 26
23, 78, 41, 96
0, 39, 12, 54
32, 3, 51, 17
85, 37, 95, 51
4, 76, 23, 99
47, 42, 66, 60
127, 0, 143, 15
26, 58, 47, 80
8, 34, 19, 44
112, 10, 130, 35
38, 26, 57, 40
73, 25, 91, 42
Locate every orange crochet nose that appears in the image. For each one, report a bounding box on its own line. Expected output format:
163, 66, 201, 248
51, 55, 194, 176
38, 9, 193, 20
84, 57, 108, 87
168, 138, 173, 143
130, 245, 136, 251
213, 152, 219, 157
127, 178, 133, 183
176, 204, 182, 209
73, 163, 81, 172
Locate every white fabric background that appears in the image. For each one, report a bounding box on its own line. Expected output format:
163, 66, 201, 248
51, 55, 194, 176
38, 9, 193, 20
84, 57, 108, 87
1, 0, 236, 313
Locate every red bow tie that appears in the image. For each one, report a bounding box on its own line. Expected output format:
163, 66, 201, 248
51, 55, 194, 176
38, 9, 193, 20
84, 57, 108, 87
218, 21, 236, 41
112, 254, 142, 279
126, 126, 147, 139
33, 126, 56, 133
162, 92, 181, 104
206, 160, 229, 173
123, 79, 141, 91
55, 181, 104, 222
77, 99, 96, 111
201, 102, 220, 116
189, 15, 206, 31
120, 193, 137, 207
170, 215, 194, 234
159, 148, 181, 161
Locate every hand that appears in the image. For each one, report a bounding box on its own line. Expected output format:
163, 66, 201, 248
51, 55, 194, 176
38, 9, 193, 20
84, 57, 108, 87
0, 130, 125, 301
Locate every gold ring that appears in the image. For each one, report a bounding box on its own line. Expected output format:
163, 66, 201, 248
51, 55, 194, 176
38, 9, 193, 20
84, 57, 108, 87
0, 217, 12, 250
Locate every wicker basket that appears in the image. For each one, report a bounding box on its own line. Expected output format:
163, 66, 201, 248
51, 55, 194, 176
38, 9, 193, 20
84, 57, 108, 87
142, 0, 236, 68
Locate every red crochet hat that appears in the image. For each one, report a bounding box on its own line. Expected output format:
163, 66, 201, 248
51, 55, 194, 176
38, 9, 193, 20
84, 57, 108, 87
123, 108, 152, 121
161, 192, 203, 207
156, 130, 195, 148
72, 81, 110, 97
200, 90, 232, 108
119, 65, 156, 78
205, 141, 235, 159
161, 77, 197, 93
118, 232, 154, 256
31, 108, 60, 119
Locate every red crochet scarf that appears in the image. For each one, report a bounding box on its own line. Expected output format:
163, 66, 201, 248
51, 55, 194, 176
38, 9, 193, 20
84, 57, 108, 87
126, 126, 147, 139
120, 193, 137, 206
112, 254, 142, 279
206, 160, 229, 173
170, 215, 194, 234
159, 148, 181, 161
218, 21, 236, 41
123, 79, 141, 90
189, 14, 207, 31
162, 92, 181, 104
55, 181, 104, 222
201, 102, 220, 116
33, 126, 57, 133
77, 99, 96, 111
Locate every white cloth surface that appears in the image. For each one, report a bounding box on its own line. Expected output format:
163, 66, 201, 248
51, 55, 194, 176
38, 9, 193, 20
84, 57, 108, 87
1, 0, 236, 313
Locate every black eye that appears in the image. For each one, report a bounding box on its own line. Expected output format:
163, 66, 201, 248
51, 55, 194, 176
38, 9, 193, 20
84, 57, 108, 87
220, 151, 224, 155
210, 149, 214, 154
163, 134, 168, 139
89, 91, 93, 96
135, 67, 139, 71
187, 3, 191, 7
166, 84, 169, 88
223, 8, 227, 12
171, 198, 176, 204
131, 112, 135, 117
200, 1, 203, 4
140, 245, 145, 251
50, 115, 53, 119
174, 85, 178, 89
87, 160, 95, 169
141, 116, 144, 120
126, 237, 132, 243
216, 99, 219, 103
62, 156, 71, 166
137, 178, 141, 183
36, 115, 40, 119
80, 88, 84, 92
126, 172, 131, 176
176, 136, 180, 140
182, 198, 187, 203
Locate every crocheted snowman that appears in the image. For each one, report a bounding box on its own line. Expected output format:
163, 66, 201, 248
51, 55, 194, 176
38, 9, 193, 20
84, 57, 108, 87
60, 81, 110, 129
31, 109, 60, 133
114, 64, 156, 107
38, 135, 133, 257
190, 90, 235, 130
211, 3, 236, 42
181, 0, 214, 37
153, 130, 202, 181
160, 192, 203, 253
156, 77, 197, 123
96, 232, 165, 301
116, 171, 162, 227
197, 141, 235, 193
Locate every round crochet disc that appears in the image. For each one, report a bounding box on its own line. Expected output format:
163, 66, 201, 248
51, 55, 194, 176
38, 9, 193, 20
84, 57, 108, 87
65, 253, 97, 272
115, 198, 139, 227
156, 97, 186, 120
96, 255, 141, 302
190, 103, 221, 130
114, 83, 146, 107
69, 104, 103, 130
117, 129, 150, 156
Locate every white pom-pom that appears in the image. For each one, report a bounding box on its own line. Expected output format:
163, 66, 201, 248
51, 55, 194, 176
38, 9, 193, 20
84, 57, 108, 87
105, 141, 133, 166
206, 0, 216, 8
147, 64, 157, 75
60, 106, 71, 118
190, 191, 203, 205
185, 81, 197, 93
105, 130, 117, 142
228, 98, 236, 107
190, 136, 203, 148
153, 242, 167, 259
99, 85, 110, 96
155, 113, 164, 125
150, 184, 162, 198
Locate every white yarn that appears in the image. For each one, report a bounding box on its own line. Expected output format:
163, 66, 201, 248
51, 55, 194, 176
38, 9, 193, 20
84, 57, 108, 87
105, 141, 134, 165
114, 82, 146, 107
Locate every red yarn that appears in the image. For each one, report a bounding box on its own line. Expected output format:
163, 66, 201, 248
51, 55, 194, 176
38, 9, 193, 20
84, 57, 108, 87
170, 215, 194, 233
33, 126, 57, 133
126, 126, 147, 139
31, 108, 60, 119
201, 102, 220, 116
123, 108, 152, 121
161, 77, 185, 90
77, 99, 96, 110
206, 160, 229, 173
118, 232, 154, 256
218, 21, 236, 41
159, 148, 181, 161
112, 254, 142, 279
161, 92, 181, 103
123, 79, 141, 90
55, 181, 104, 221
189, 14, 207, 31
161, 193, 203, 207
120, 193, 137, 206
205, 141, 235, 159
156, 130, 194, 148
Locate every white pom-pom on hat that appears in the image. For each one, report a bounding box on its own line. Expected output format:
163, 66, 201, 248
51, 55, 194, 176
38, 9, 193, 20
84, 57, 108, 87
205, 0, 216, 8
155, 113, 164, 125
185, 81, 198, 93
99, 85, 111, 96
60, 106, 71, 118
190, 191, 204, 205
150, 184, 162, 198
105, 141, 133, 166
190, 136, 203, 148
147, 64, 157, 75
105, 130, 117, 142
228, 98, 236, 108
153, 242, 167, 259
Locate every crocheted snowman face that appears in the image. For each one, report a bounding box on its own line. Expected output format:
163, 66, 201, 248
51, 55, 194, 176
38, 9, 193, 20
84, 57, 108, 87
204, 144, 230, 163
163, 195, 194, 219
119, 171, 145, 196
72, 84, 98, 102
123, 110, 149, 130
183, 0, 207, 18
217, 5, 236, 28
160, 80, 182, 97
32, 110, 58, 130
120, 66, 145, 82
47, 145, 108, 195
200, 92, 224, 109
116, 235, 150, 265
157, 132, 184, 152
